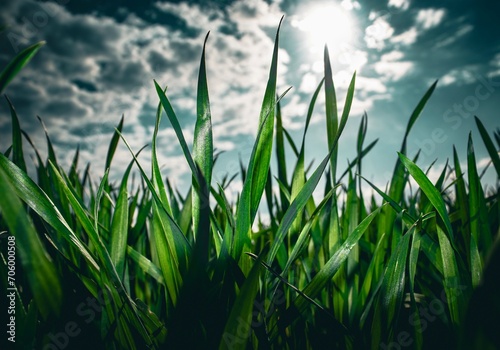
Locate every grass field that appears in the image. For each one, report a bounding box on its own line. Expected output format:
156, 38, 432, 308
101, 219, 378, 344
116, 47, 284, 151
1, 22, 499, 349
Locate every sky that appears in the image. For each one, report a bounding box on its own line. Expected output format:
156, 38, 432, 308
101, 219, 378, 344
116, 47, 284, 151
0, 0, 499, 203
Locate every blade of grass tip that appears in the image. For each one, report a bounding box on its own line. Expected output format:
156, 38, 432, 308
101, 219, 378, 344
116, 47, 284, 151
398, 152, 455, 245
94, 169, 110, 233
339, 139, 378, 182
36, 116, 57, 165
6, 96, 27, 173
403, 81, 438, 146
193, 31, 213, 246
0, 167, 62, 318
475, 116, 500, 178
249, 16, 284, 220
154, 80, 198, 177
0, 153, 100, 271
105, 114, 125, 172
0, 41, 45, 94
283, 127, 300, 157
219, 253, 263, 350
324, 45, 338, 182
385, 81, 438, 238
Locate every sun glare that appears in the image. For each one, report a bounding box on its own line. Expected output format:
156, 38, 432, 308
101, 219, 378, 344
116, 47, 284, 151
291, 3, 366, 74
292, 3, 356, 54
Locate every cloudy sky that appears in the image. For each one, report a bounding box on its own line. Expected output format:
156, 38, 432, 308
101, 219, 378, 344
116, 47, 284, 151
1, 0, 499, 199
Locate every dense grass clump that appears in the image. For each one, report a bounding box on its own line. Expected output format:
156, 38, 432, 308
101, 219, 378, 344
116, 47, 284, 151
1, 21, 499, 349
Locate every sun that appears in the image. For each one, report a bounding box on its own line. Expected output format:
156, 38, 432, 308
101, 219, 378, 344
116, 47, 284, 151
291, 3, 357, 54
291, 2, 366, 74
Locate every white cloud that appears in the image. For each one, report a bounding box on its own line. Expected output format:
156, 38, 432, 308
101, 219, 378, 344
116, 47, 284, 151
388, 0, 410, 10
416, 9, 446, 30
381, 50, 405, 62
440, 66, 478, 86
391, 27, 418, 46
0, 0, 290, 184
356, 76, 387, 93
299, 72, 319, 94
364, 17, 395, 50
374, 51, 413, 81
341, 0, 361, 11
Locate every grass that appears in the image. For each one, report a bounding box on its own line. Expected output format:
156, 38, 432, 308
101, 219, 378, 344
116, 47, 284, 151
1, 21, 500, 349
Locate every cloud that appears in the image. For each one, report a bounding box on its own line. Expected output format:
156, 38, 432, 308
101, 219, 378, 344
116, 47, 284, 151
0, 0, 289, 184
440, 67, 477, 86
390, 27, 418, 46
388, 0, 410, 11
364, 17, 395, 50
341, 0, 361, 11
373, 50, 413, 81
416, 9, 446, 30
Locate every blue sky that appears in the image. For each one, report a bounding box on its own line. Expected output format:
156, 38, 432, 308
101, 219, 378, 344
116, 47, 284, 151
1, 0, 499, 202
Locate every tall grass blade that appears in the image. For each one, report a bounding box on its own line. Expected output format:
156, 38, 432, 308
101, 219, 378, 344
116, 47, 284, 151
0, 41, 45, 94
475, 116, 500, 178
192, 32, 213, 240
398, 152, 454, 242
0, 167, 62, 318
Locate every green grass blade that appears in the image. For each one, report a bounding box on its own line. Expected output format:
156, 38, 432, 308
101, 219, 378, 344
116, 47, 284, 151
398, 152, 454, 242
110, 159, 134, 280
276, 100, 289, 211
293, 208, 380, 315
0, 41, 45, 94
371, 228, 412, 348
467, 133, 485, 287
0, 167, 62, 318
282, 188, 335, 274
6, 96, 27, 173
475, 116, 500, 178
436, 225, 464, 327
105, 114, 124, 171
192, 32, 213, 240
324, 45, 338, 181
233, 87, 292, 261
403, 80, 438, 142
154, 81, 198, 176
0, 153, 100, 271
127, 246, 164, 285
249, 16, 283, 220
